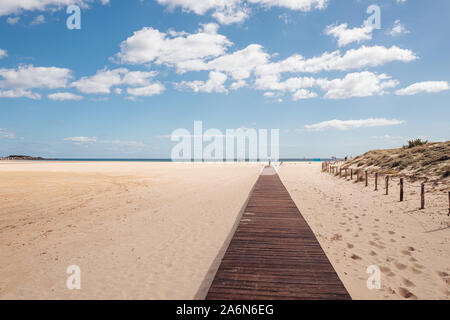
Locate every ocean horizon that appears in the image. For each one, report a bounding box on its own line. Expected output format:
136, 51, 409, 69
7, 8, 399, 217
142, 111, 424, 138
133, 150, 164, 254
39, 158, 334, 162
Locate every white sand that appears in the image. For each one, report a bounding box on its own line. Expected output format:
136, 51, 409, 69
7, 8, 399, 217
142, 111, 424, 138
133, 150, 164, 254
0, 161, 261, 299
279, 162, 450, 300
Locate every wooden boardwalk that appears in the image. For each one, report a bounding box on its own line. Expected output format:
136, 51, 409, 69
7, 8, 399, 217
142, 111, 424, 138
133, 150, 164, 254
206, 167, 351, 300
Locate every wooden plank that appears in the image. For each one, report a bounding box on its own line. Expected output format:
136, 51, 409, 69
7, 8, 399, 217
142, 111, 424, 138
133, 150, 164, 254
206, 167, 351, 300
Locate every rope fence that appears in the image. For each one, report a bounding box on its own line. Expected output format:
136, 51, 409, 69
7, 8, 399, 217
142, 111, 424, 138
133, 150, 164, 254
321, 161, 450, 216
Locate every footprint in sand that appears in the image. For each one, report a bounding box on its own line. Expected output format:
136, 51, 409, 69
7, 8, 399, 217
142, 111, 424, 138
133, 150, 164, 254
402, 278, 415, 287
369, 241, 385, 249
410, 266, 422, 274
395, 262, 408, 270
369, 250, 377, 256
437, 271, 450, 286
380, 266, 391, 273
401, 250, 411, 256
347, 243, 354, 249
388, 231, 395, 235
350, 254, 362, 260
396, 287, 417, 299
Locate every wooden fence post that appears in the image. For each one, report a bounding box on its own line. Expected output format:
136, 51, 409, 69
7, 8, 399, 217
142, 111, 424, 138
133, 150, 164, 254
448, 192, 450, 216
400, 178, 404, 202
420, 183, 425, 210
356, 170, 359, 182
339, 167, 342, 177
375, 172, 378, 191
385, 176, 389, 195
351, 169, 353, 180
365, 171, 368, 187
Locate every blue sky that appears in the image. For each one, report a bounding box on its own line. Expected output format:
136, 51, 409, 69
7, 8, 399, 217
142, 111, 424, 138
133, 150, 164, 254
0, 0, 449, 158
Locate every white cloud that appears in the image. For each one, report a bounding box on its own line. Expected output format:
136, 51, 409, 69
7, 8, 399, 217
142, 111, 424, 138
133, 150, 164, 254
317, 72, 399, 99
230, 79, 247, 90
207, 44, 269, 80
121, 70, 158, 86
0, 0, 108, 17
325, 23, 373, 47
0, 128, 16, 139
176, 71, 228, 93
126, 83, 166, 96
64, 136, 97, 143
0, 89, 41, 99
155, 0, 328, 24
255, 72, 398, 100
305, 118, 405, 131
48, 92, 83, 101
248, 0, 328, 11
0, 64, 72, 89
115, 23, 232, 72
6, 16, 20, 24
292, 89, 317, 100
0, 64, 72, 99
395, 81, 449, 96
212, 4, 249, 25
389, 20, 410, 36
31, 14, 45, 25
0, 49, 7, 59
71, 68, 125, 94
71, 68, 159, 95
255, 45, 417, 76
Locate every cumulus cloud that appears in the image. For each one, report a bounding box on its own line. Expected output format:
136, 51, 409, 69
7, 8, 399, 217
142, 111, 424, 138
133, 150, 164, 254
0, 0, 108, 17
325, 23, 373, 47
0, 64, 72, 99
115, 23, 232, 72
255, 45, 417, 76
48, 92, 83, 101
305, 118, 405, 131
255, 72, 398, 100
206, 44, 269, 80
71, 68, 160, 95
230, 79, 247, 90
126, 83, 166, 97
71, 68, 125, 94
176, 71, 228, 93
395, 81, 449, 96
389, 20, 410, 36
317, 72, 399, 99
292, 89, 317, 100
156, 0, 328, 24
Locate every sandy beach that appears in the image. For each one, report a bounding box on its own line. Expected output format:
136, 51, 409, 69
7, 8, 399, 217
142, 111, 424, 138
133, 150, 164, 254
279, 162, 449, 300
0, 161, 261, 299
0, 161, 448, 300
